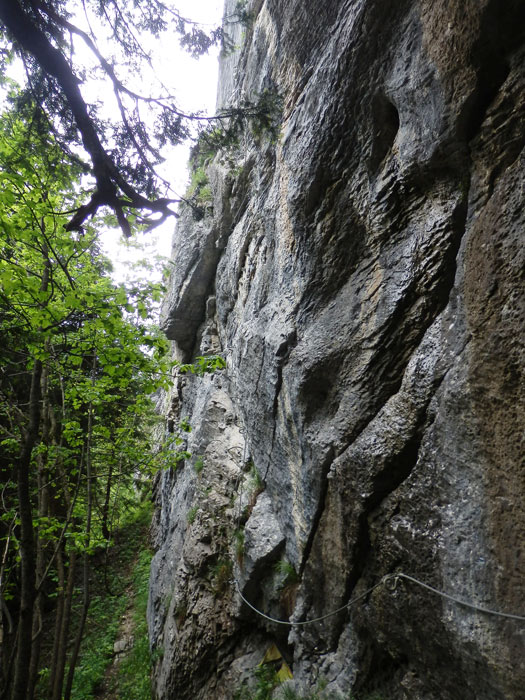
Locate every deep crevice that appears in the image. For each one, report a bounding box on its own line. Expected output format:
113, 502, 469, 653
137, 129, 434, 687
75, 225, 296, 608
368, 93, 400, 172
461, 0, 525, 142
462, 61, 510, 143
297, 444, 336, 578
263, 331, 298, 481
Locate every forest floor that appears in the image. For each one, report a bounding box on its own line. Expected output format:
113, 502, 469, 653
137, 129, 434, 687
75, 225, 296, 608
99, 579, 137, 699
68, 500, 154, 700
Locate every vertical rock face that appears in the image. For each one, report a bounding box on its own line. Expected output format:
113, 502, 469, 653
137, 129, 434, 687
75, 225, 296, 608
149, 1, 525, 698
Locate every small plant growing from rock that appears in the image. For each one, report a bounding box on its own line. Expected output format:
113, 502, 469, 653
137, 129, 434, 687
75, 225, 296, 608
178, 355, 227, 376
234, 527, 245, 567
209, 558, 233, 597
275, 558, 300, 618
233, 664, 279, 700
248, 461, 264, 490
185, 165, 213, 219
193, 456, 205, 475
279, 683, 355, 699
233, 663, 360, 699
151, 645, 164, 663
231, 0, 254, 29
162, 592, 173, 624
240, 461, 265, 522
187, 505, 199, 525
275, 558, 300, 586
248, 461, 265, 505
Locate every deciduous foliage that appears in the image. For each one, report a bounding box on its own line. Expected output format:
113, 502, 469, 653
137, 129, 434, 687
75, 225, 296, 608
0, 104, 190, 700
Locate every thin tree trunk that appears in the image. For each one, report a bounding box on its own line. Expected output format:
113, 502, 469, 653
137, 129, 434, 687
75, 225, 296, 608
10, 358, 42, 700
101, 452, 114, 541
51, 550, 76, 700
11, 246, 50, 700
48, 546, 64, 699
28, 365, 51, 699
47, 399, 64, 700
50, 379, 77, 700
0, 528, 15, 697
63, 356, 96, 700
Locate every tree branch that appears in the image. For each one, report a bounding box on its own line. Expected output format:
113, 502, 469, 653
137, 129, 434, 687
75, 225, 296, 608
0, 0, 179, 236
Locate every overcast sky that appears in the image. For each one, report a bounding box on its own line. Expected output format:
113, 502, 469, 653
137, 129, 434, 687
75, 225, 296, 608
0, 2, 224, 284
100, 0, 225, 283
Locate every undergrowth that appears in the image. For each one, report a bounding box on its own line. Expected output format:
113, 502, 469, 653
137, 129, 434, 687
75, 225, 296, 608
117, 547, 153, 699
68, 499, 154, 700
69, 593, 128, 700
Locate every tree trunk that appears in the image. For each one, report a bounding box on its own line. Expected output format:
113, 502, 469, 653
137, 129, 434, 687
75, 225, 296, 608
28, 365, 51, 699
50, 550, 76, 700
48, 545, 64, 700
10, 246, 50, 700
63, 356, 96, 700
101, 454, 114, 541
0, 530, 15, 698
10, 358, 42, 700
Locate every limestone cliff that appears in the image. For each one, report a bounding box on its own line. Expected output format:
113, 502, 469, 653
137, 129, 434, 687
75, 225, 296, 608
148, 1, 525, 698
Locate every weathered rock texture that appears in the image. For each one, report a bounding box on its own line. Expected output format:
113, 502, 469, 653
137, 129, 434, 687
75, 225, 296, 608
149, 1, 525, 698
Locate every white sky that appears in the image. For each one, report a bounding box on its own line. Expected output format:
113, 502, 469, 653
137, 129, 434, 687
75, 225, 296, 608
0, 1, 224, 285
98, 0, 224, 283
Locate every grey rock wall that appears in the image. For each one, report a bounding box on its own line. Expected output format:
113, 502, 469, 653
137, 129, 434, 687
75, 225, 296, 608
150, 1, 525, 698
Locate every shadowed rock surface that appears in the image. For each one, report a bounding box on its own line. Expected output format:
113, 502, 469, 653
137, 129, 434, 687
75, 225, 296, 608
149, 1, 525, 698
